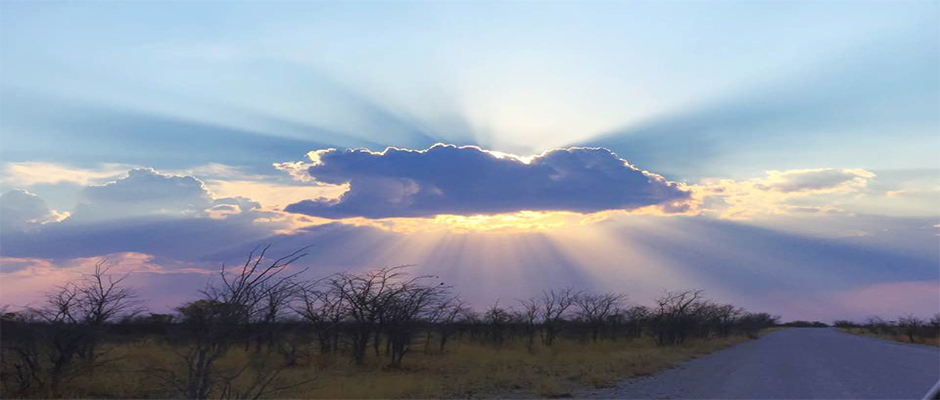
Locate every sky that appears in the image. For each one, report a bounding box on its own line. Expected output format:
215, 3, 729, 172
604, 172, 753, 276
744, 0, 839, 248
0, 1, 938, 322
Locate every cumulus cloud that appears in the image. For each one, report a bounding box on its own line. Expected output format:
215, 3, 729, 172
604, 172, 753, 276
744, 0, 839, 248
273, 159, 319, 183
211, 196, 261, 213
206, 196, 264, 220
283, 144, 691, 218
69, 168, 216, 222
0, 189, 67, 232
67, 168, 285, 223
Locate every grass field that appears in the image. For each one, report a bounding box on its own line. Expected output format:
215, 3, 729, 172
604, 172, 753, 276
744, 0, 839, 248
51, 334, 758, 399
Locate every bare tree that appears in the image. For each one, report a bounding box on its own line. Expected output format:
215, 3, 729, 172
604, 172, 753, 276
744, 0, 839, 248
574, 292, 626, 342
2, 262, 142, 397
424, 295, 468, 353
737, 312, 779, 338
327, 266, 439, 365
516, 298, 540, 349
247, 278, 300, 352
293, 278, 347, 355
623, 305, 650, 338
898, 315, 923, 343
483, 300, 512, 346
651, 289, 704, 346
865, 316, 888, 335
162, 245, 311, 399
77, 260, 145, 326
712, 304, 744, 337
383, 277, 450, 367
539, 288, 579, 346
76, 261, 145, 362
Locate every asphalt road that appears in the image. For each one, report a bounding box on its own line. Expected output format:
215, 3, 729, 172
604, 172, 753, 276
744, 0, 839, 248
586, 328, 940, 399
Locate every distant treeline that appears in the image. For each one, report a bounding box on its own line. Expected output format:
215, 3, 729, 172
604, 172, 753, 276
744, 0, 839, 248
834, 316, 940, 344
780, 320, 830, 328
1, 245, 779, 399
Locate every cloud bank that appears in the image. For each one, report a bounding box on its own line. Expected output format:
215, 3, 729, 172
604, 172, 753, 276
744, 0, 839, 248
284, 144, 691, 218
0, 161, 936, 320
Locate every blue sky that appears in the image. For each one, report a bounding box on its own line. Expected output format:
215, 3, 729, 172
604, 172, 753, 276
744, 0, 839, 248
0, 1, 937, 320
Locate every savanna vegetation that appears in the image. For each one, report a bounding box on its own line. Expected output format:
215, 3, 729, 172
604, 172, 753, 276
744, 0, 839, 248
1, 246, 781, 399
835, 316, 940, 347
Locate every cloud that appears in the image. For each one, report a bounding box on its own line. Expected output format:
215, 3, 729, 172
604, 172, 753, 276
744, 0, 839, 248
0, 189, 68, 232
211, 196, 261, 213
204, 178, 346, 211
0, 173, 313, 262
206, 196, 261, 219
696, 168, 876, 219
273, 159, 319, 182
283, 144, 691, 218
0, 166, 327, 264
7, 161, 349, 213
66, 167, 301, 224
70, 168, 216, 222
757, 169, 875, 193
1, 161, 133, 187
0, 256, 54, 273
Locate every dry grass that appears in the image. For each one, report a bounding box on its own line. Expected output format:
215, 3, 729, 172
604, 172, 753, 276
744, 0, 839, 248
840, 328, 940, 347
44, 334, 760, 399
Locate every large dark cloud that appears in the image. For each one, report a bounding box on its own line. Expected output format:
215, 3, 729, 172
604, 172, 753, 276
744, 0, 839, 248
284, 144, 691, 218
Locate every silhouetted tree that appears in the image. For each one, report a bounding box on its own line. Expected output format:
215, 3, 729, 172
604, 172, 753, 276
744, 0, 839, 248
574, 292, 625, 342
623, 305, 650, 338
293, 279, 347, 355
651, 290, 704, 346
1, 261, 142, 397
483, 301, 512, 346
161, 245, 310, 399
538, 288, 578, 346
898, 315, 923, 343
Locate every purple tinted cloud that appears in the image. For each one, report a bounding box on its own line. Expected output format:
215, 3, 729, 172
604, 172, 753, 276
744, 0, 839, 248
284, 144, 691, 218
0, 189, 60, 231
70, 169, 214, 222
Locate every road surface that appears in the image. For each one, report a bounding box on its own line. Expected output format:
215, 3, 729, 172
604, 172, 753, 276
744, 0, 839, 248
587, 328, 940, 399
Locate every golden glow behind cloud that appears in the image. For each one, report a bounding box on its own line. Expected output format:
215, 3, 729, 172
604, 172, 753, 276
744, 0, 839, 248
0, 160, 896, 235
691, 168, 876, 220
1, 162, 133, 186
204, 179, 347, 211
